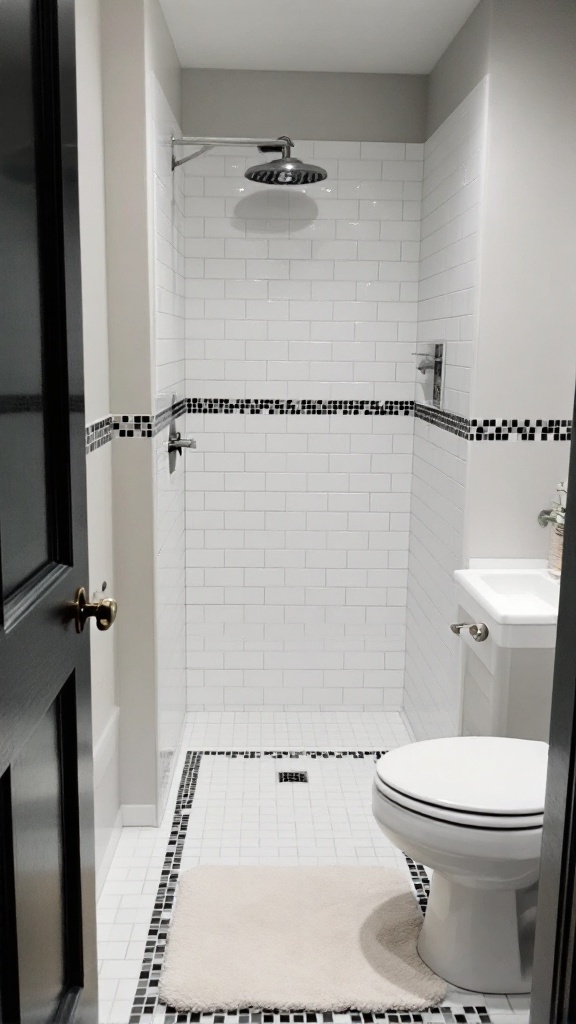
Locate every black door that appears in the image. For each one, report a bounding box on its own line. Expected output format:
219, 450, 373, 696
531, 383, 576, 1021
0, 1, 98, 1022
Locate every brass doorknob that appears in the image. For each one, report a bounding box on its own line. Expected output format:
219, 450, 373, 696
73, 587, 117, 633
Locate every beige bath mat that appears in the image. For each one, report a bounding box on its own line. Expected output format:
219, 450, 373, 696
159, 865, 446, 1012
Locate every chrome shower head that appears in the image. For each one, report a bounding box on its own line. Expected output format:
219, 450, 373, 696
245, 136, 327, 186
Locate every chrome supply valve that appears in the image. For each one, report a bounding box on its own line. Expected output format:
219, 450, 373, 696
165, 432, 196, 456
450, 621, 489, 642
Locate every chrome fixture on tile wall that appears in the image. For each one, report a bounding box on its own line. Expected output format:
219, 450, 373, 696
171, 134, 328, 184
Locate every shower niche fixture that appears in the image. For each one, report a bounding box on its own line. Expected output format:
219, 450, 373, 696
171, 135, 328, 185
414, 343, 444, 407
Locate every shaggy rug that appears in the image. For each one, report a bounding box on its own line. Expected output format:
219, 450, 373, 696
159, 865, 446, 1012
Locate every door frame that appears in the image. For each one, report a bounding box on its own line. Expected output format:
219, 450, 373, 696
530, 385, 576, 1022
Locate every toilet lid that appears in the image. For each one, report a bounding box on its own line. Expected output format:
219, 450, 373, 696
375, 737, 548, 816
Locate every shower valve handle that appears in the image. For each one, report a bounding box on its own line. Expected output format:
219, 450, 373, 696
166, 433, 196, 456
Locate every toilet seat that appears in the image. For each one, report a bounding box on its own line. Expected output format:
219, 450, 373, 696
375, 736, 548, 829
374, 775, 544, 830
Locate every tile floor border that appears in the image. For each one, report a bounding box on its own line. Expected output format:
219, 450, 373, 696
127, 750, 495, 1024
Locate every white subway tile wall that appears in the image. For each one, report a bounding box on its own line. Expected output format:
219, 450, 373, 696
183, 141, 423, 709
151, 74, 187, 804
416, 79, 488, 420
405, 81, 488, 740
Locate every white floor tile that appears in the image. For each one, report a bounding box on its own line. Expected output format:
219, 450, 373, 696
98, 712, 531, 1022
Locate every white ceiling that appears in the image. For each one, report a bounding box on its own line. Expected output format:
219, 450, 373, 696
160, 0, 480, 74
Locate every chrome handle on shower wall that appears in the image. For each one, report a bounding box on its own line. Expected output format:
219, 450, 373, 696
165, 432, 196, 456
450, 622, 490, 642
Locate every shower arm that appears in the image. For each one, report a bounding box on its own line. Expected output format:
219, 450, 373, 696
171, 135, 293, 170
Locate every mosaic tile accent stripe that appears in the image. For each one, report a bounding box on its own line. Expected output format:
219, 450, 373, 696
415, 403, 572, 441
85, 415, 113, 453
188, 398, 414, 417
197, 750, 387, 759
129, 751, 202, 1024
112, 398, 188, 439
129, 750, 493, 1024
88, 398, 571, 449
414, 404, 470, 439
469, 418, 572, 441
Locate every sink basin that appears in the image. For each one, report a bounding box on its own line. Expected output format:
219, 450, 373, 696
456, 569, 560, 624
454, 564, 559, 647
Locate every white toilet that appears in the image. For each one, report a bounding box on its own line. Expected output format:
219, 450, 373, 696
372, 736, 548, 994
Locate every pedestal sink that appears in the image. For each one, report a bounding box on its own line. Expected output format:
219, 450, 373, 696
453, 561, 560, 740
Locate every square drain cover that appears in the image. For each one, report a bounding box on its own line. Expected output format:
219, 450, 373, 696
278, 771, 308, 783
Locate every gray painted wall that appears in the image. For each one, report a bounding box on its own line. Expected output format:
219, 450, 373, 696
181, 69, 428, 142
145, 0, 182, 125
426, 0, 491, 137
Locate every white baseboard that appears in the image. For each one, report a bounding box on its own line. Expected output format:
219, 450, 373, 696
93, 706, 120, 787
93, 706, 122, 896
122, 803, 157, 826
96, 808, 123, 898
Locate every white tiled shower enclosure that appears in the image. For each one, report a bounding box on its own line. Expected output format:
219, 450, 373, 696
147, 77, 490, 730
183, 140, 421, 711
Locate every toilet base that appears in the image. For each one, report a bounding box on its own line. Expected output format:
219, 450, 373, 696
417, 872, 537, 994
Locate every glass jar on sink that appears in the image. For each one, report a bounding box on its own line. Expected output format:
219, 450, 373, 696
538, 481, 567, 579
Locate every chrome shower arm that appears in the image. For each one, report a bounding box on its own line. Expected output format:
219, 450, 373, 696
171, 135, 293, 170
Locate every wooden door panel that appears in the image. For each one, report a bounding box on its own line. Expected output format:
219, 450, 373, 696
0, 0, 52, 600
0, 0, 98, 1019
12, 700, 66, 1024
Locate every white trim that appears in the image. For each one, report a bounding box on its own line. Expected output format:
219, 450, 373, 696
93, 706, 122, 896
122, 803, 157, 826
96, 808, 123, 898
93, 705, 120, 787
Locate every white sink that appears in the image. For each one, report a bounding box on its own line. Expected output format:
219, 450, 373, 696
455, 568, 560, 624
454, 562, 560, 647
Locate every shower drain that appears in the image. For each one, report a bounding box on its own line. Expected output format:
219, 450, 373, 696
278, 771, 309, 783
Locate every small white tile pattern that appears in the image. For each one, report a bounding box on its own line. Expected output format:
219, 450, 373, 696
183, 141, 422, 710
405, 81, 488, 741
417, 80, 487, 422
184, 411, 412, 710
184, 140, 423, 401
97, 713, 529, 1024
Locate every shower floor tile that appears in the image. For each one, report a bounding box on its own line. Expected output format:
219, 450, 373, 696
182, 710, 414, 752
96, 713, 530, 1024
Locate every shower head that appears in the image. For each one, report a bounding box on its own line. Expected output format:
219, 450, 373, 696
171, 135, 328, 184
245, 136, 328, 186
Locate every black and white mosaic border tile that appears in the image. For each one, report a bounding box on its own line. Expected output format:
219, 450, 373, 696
415, 403, 572, 441
414, 404, 470, 439
128, 750, 493, 1024
197, 750, 386, 759
469, 418, 572, 442
188, 399, 414, 417
85, 415, 113, 453
86, 398, 572, 453
112, 397, 188, 439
